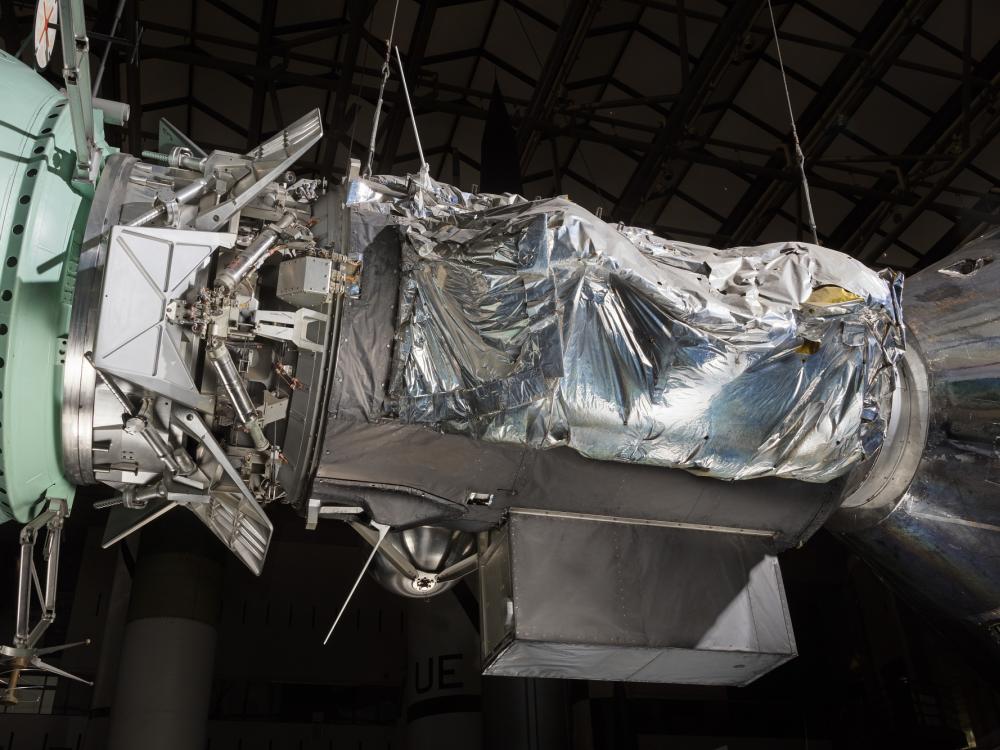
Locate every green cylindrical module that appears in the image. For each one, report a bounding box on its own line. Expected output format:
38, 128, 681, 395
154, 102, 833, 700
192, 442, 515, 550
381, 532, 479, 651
0, 51, 112, 523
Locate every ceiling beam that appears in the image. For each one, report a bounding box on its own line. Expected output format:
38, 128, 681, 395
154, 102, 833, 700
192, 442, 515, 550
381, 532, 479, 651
633, 3, 800, 230
868, 113, 1000, 259
615, 0, 722, 24
479, 48, 535, 86
516, 0, 601, 173
917, 192, 1000, 270
203, 0, 258, 32
551, 1, 646, 201
274, 18, 351, 36
829, 38, 1000, 260
273, 23, 353, 50
143, 44, 334, 87
504, 0, 557, 31
718, 0, 940, 245
432, 0, 499, 181
143, 24, 524, 104
246, 0, 278, 149
192, 98, 249, 139
321, 0, 374, 176
611, 0, 768, 224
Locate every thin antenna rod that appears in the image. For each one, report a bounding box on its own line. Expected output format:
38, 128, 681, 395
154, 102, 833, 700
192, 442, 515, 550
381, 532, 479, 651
766, 0, 819, 245
323, 522, 390, 645
363, 0, 401, 178
394, 45, 427, 174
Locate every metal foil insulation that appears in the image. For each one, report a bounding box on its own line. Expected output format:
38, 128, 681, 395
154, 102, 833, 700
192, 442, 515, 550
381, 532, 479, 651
348, 176, 905, 483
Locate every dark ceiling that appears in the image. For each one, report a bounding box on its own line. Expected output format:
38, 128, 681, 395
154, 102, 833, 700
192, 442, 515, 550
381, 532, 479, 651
4, 0, 1000, 271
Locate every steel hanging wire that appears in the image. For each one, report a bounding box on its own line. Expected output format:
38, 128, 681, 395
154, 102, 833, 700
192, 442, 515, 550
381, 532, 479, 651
363, 0, 401, 178
394, 45, 428, 176
766, 0, 820, 245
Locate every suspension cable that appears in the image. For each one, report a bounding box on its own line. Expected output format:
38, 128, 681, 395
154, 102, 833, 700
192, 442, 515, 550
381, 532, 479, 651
766, 0, 820, 245
363, 0, 401, 178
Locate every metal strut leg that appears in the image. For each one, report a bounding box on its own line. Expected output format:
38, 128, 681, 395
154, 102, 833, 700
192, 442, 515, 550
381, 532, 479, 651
2, 499, 91, 706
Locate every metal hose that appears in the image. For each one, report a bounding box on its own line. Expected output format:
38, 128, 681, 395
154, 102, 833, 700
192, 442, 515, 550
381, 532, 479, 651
215, 212, 296, 292
206, 340, 270, 450
127, 177, 214, 228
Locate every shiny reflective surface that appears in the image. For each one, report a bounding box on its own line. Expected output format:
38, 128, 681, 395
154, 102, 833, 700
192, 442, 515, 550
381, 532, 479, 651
836, 231, 1000, 643
370, 526, 476, 598
349, 174, 903, 482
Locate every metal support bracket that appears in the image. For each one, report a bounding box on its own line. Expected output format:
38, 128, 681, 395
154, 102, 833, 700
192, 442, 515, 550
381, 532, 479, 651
2, 499, 92, 706
254, 308, 329, 352
305, 498, 364, 530
194, 109, 324, 231
171, 407, 275, 575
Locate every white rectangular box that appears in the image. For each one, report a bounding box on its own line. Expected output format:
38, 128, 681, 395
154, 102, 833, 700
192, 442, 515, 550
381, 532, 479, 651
479, 510, 797, 685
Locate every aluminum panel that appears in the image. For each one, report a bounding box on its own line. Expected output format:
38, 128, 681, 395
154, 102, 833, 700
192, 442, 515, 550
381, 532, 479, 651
480, 510, 796, 685
94, 226, 235, 409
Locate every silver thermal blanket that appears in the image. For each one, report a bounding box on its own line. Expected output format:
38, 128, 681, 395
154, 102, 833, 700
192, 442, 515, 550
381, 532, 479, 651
347, 176, 904, 483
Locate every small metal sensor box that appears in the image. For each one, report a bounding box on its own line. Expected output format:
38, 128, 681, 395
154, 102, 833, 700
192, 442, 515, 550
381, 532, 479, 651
277, 256, 331, 308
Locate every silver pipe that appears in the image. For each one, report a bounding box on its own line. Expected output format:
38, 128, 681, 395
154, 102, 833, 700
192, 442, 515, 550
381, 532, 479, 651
15, 538, 32, 645
324, 522, 391, 644
93, 97, 130, 126
43, 523, 60, 615
127, 415, 181, 475
125, 206, 163, 229
141, 150, 207, 172
436, 553, 478, 583
350, 521, 419, 579
23, 518, 63, 648
394, 45, 426, 172
84, 352, 131, 411
206, 340, 269, 450
126, 177, 214, 228
181, 156, 207, 172
214, 212, 295, 292
93, 484, 166, 510
206, 341, 255, 420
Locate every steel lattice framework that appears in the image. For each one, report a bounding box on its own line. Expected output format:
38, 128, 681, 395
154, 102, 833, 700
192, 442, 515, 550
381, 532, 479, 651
3, 0, 998, 270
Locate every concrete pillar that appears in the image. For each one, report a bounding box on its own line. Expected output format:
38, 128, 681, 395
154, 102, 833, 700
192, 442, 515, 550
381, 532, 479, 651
403, 584, 483, 750
107, 511, 223, 750
82, 537, 134, 750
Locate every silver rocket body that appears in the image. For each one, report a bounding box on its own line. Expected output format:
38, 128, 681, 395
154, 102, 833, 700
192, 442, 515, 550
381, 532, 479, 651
831, 232, 1000, 652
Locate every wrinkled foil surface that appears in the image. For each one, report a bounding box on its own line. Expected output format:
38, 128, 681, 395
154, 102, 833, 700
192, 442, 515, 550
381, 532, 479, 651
348, 175, 905, 483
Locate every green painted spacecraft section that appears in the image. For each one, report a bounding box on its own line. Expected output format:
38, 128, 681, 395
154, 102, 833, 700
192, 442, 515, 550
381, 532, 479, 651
0, 51, 113, 523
